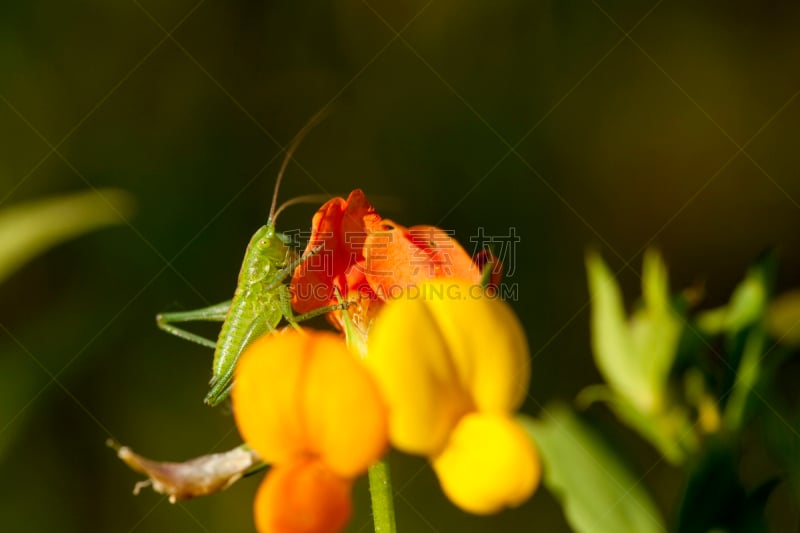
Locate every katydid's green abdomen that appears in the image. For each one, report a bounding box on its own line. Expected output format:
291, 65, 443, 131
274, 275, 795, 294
204, 225, 292, 405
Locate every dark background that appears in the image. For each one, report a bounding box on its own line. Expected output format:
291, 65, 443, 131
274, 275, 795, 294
1, 1, 799, 531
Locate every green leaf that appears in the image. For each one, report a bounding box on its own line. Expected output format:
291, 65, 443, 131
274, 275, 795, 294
696, 255, 774, 336
630, 249, 683, 409
723, 328, 766, 431
585, 251, 691, 462
586, 252, 648, 410
0, 189, 134, 283
766, 289, 800, 347
521, 405, 666, 533
585, 250, 681, 414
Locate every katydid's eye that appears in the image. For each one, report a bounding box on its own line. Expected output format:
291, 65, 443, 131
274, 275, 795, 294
258, 239, 268, 247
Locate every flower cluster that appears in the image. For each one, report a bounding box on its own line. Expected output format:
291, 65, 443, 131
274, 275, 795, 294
233, 190, 538, 532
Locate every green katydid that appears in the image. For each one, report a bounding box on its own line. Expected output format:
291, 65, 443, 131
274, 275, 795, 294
156, 115, 344, 407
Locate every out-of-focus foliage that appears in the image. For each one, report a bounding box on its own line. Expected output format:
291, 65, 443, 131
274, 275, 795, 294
695, 254, 775, 431
583, 250, 694, 463
675, 443, 776, 533
0, 189, 133, 283
579, 250, 798, 533
696, 256, 773, 337
0, 189, 131, 460
522, 406, 665, 533
586, 250, 680, 414
767, 290, 800, 347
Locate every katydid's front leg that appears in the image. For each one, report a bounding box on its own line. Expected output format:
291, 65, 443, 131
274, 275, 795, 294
279, 288, 351, 329
156, 300, 232, 350
263, 242, 325, 292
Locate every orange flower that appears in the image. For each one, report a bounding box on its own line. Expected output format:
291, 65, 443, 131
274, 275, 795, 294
291, 191, 501, 344
291, 189, 382, 320
232, 331, 387, 533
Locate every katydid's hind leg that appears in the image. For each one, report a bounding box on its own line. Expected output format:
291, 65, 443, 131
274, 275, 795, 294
156, 300, 232, 350
157, 300, 231, 324
156, 318, 217, 350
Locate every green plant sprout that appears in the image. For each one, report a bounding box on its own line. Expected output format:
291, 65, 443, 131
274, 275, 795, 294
156, 114, 346, 406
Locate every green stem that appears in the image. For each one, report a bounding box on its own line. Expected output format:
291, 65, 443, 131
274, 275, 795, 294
368, 459, 397, 533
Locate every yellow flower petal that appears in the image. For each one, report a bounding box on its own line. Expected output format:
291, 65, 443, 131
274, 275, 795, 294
432, 412, 540, 514
365, 280, 530, 455
232, 331, 387, 476
302, 334, 388, 477
366, 293, 473, 455
232, 332, 310, 464
422, 283, 530, 412
254, 458, 352, 533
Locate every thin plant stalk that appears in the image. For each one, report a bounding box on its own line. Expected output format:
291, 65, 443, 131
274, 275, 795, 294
368, 459, 397, 533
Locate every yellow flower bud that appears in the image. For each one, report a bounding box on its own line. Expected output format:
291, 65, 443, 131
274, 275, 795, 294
433, 413, 540, 514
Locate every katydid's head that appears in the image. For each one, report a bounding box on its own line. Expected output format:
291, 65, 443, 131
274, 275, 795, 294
250, 225, 286, 261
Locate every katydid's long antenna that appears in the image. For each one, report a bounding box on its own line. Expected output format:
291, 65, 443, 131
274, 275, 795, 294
272, 194, 334, 223
268, 107, 330, 225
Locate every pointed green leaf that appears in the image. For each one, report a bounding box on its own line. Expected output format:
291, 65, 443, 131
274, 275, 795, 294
586, 252, 648, 410
0, 189, 134, 282
697, 257, 773, 336
586, 250, 680, 414
631, 249, 682, 409
723, 329, 766, 431
521, 406, 666, 533
585, 251, 691, 461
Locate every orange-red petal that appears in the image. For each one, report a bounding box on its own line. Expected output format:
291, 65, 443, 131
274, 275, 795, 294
255, 458, 352, 533
291, 190, 382, 314
363, 221, 482, 299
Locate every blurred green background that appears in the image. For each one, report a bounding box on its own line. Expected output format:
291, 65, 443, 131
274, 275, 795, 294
2, 1, 800, 531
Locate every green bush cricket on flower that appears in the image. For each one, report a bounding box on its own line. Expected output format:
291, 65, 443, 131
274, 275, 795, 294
156, 112, 345, 406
